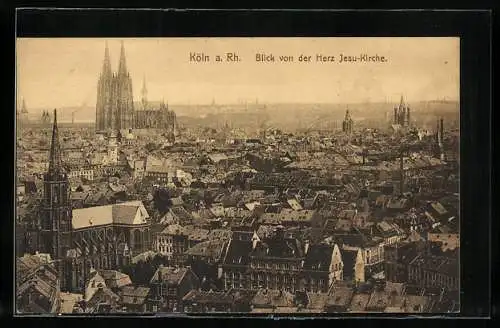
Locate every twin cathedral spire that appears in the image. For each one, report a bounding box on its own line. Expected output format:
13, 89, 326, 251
96, 41, 134, 132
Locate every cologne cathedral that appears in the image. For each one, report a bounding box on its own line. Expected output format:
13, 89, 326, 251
95, 42, 177, 135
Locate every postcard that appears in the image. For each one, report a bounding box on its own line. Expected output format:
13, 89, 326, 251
15, 36, 460, 315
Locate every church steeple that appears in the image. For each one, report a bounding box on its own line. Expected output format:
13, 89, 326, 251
21, 98, 28, 113
39, 109, 73, 291
48, 109, 64, 177
118, 41, 128, 76
141, 75, 148, 110
342, 108, 353, 135
101, 41, 112, 77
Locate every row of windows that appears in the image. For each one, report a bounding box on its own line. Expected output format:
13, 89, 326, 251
184, 306, 230, 313
157, 237, 174, 244
409, 269, 458, 289
250, 262, 297, 270
158, 246, 173, 254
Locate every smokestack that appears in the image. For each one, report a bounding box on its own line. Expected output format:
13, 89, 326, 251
406, 107, 410, 126
439, 118, 444, 142
394, 107, 398, 124
436, 119, 440, 143
304, 240, 310, 255
400, 152, 404, 195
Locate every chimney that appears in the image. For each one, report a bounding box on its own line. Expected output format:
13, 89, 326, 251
439, 118, 444, 143
436, 119, 440, 143
400, 153, 404, 195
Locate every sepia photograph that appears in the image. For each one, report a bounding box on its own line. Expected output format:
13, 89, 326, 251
15, 37, 460, 315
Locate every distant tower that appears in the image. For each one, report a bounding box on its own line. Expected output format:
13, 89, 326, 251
18, 98, 29, 123
141, 75, 148, 110
96, 41, 113, 132
39, 109, 73, 290
434, 118, 445, 160
393, 95, 410, 127
114, 41, 135, 131
342, 109, 353, 134
438, 118, 445, 161
107, 131, 119, 164
21, 98, 28, 114
406, 106, 411, 126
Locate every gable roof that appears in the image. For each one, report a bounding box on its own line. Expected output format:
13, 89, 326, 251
72, 200, 149, 230
150, 266, 193, 285
303, 244, 334, 271
251, 237, 304, 259
223, 239, 253, 265
98, 270, 132, 289
120, 286, 151, 305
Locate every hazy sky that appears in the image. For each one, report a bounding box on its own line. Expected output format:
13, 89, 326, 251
16, 37, 459, 109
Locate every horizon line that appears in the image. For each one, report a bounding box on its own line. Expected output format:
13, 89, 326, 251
22, 98, 460, 111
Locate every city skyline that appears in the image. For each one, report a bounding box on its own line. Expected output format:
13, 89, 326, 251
16, 37, 459, 111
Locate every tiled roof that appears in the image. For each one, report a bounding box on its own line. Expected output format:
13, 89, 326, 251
223, 239, 253, 265
150, 266, 190, 285
306, 293, 331, 310
185, 239, 227, 259
251, 237, 304, 259
366, 290, 390, 310
303, 244, 334, 271
120, 286, 151, 305
327, 287, 354, 307
182, 290, 233, 303
72, 200, 149, 230
348, 292, 370, 312
98, 270, 132, 289
251, 289, 295, 308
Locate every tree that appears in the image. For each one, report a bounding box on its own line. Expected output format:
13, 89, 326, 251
153, 188, 173, 214
145, 143, 157, 153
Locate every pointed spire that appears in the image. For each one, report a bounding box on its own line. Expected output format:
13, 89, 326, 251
48, 109, 63, 176
118, 40, 128, 75
400, 94, 405, 107
21, 98, 28, 113
344, 108, 351, 121
101, 41, 112, 77
141, 74, 148, 110
141, 75, 148, 99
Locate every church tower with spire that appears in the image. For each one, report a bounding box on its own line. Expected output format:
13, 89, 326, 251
113, 41, 134, 131
96, 42, 113, 132
39, 109, 73, 290
141, 75, 148, 110
96, 41, 134, 133
393, 95, 411, 127
342, 109, 353, 134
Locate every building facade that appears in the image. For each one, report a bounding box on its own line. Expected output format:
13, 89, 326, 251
221, 231, 345, 293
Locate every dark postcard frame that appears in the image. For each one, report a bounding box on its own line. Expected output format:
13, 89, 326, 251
3, 8, 492, 319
